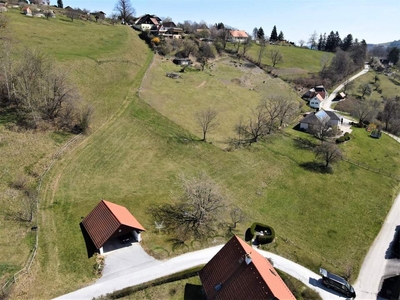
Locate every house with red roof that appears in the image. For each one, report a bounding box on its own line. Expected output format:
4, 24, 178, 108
199, 235, 296, 300
229, 30, 249, 43
80, 200, 145, 255
309, 93, 324, 109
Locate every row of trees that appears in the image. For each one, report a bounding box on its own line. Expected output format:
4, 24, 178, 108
194, 96, 300, 145
0, 42, 92, 132
252, 26, 285, 42
308, 30, 366, 53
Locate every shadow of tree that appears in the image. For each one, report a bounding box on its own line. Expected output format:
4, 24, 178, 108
293, 137, 317, 150
299, 161, 333, 174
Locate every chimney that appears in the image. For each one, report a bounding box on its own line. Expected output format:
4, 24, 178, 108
245, 252, 252, 265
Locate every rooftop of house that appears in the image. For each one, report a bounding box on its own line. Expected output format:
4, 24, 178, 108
199, 235, 295, 300
81, 200, 145, 249
230, 30, 249, 38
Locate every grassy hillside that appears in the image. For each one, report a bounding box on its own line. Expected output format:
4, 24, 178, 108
232, 43, 334, 79
346, 70, 400, 100
0, 8, 149, 295
1, 7, 400, 300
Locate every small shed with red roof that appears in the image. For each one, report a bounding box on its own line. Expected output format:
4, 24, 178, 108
199, 235, 296, 300
81, 200, 145, 254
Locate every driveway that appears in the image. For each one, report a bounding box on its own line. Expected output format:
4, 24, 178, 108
97, 243, 162, 283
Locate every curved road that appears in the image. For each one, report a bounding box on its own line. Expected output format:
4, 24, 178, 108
322, 64, 370, 111
56, 245, 344, 300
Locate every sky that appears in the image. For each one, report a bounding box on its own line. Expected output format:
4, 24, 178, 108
62, 0, 399, 44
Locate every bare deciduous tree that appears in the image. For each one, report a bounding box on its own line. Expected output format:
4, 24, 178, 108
270, 49, 283, 67
114, 0, 135, 23
196, 42, 215, 71
342, 80, 354, 93
230, 206, 245, 229
149, 172, 226, 239
351, 99, 377, 125
3, 187, 37, 223
244, 104, 268, 143
77, 104, 94, 134
358, 83, 372, 99
310, 114, 335, 141
298, 39, 305, 47
257, 38, 267, 65
195, 108, 218, 142
314, 142, 343, 167
308, 31, 318, 49
381, 97, 400, 130
240, 36, 252, 61
66, 9, 79, 22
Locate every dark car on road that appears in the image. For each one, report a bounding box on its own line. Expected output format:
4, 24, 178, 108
320, 268, 356, 298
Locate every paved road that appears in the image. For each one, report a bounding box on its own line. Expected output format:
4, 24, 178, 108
322, 64, 370, 111
55, 245, 345, 300
354, 193, 400, 299
353, 131, 400, 299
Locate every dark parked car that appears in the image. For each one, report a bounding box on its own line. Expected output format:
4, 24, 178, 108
320, 268, 356, 298
118, 233, 131, 244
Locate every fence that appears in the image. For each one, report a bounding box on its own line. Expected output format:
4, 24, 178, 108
1, 134, 82, 298
341, 157, 400, 181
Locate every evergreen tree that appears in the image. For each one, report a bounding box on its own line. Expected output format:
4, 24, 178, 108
322, 32, 326, 51
270, 25, 278, 41
257, 27, 265, 40
325, 31, 336, 52
278, 31, 284, 41
388, 47, 400, 65
57, 0, 63, 8
341, 34, 353, 51
318, 34, 323, 51
216, 22, 225, 30
253, 27, 258, 40
334, 31, 341, 50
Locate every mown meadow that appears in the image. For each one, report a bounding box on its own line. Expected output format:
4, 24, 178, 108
1, 8, 399, 299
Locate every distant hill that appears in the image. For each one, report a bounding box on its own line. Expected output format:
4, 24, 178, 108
368, 40, 400, 48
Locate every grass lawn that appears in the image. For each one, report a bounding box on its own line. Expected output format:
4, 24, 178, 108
140, 55, 302, 148
2, 8, 400, 300
237, 42, 334, 79
346, 70, 400, 100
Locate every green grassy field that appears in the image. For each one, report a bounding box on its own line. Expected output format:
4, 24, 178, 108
1, 8, 400, 300
346, 70, 400, 100
234, 42, 334, 79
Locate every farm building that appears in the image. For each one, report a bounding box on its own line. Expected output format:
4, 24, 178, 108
80, 200, 145, 255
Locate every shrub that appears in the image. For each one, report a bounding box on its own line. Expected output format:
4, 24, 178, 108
336, 136, 346, 144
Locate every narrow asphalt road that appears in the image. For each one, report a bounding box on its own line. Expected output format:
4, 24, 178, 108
55, 245, 344, 300
322, 64, 370, 111
354, 193, 400, 299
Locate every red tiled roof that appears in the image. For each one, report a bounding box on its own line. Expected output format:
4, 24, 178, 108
150, 17, 159, 25
103, 200, 145, 231
316, 91, 325, 99
81, 200, 145, 249
314, 94, 324, 102
199, 235, 295, 300
230, 30, 248, 38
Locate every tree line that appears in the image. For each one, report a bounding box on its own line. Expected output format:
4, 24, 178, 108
0, 42, 93, 132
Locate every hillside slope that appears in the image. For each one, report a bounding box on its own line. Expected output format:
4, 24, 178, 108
1, 8, 399, 299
